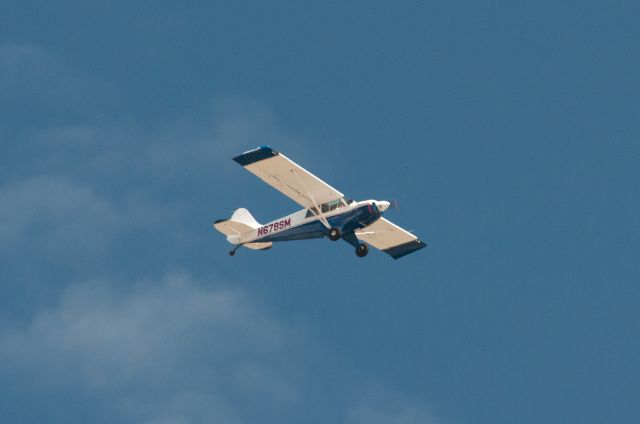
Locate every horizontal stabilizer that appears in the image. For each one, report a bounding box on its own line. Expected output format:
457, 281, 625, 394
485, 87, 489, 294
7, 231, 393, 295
244, 242, 272, 250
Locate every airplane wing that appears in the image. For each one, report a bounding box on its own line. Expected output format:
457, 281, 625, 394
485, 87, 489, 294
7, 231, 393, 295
233, 146, 344, 208
356, 218, 427, 259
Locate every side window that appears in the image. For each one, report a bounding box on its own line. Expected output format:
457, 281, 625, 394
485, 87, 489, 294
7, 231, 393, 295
320, 200, 341, 213
305, 207, 318, 218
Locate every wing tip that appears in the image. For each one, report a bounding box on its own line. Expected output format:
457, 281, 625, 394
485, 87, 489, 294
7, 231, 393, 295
233, 146, 279, 166
384, 239, 427, 259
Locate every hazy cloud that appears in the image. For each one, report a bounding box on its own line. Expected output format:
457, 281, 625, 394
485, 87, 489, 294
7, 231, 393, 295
347, 387, 443, 424
1, 272, 298, 423
0, 175, 120, 264
0, 41, 124, 125
1, 271, 443, 423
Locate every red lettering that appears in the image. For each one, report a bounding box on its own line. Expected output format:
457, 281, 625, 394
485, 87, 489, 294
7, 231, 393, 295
258, 219, 291, 237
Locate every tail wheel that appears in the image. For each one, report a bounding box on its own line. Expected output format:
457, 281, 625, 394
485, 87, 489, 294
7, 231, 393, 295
229, 250, 236, 256
329, 227, 341, 241
356, 243, 368, 257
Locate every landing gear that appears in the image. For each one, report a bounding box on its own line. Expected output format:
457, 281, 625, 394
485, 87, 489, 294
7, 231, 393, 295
328, 227, 341, 241
356, 243, 368, 257
229, 245, 240, 256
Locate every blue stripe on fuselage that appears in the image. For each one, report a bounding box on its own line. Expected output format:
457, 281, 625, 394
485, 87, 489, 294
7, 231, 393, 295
253, 205, 381, 243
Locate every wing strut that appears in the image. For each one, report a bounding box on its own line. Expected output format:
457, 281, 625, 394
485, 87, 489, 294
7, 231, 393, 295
291, 169, 331, 229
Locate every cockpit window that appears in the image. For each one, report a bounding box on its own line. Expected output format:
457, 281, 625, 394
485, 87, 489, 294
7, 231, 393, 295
320, 200, 342, 213
305, 207, 318, 218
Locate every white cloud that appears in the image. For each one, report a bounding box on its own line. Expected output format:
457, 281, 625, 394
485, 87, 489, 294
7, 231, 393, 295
0, 175, 120, 261
0, 42, 61, 84
0, 269, 447, 424
1, 272, 298, 423
9, 98, 299, 197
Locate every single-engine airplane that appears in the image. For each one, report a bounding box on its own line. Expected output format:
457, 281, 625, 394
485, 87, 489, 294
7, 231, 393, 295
213, 146, 427, 259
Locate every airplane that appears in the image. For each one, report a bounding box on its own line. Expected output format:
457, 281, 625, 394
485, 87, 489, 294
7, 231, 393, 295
213, 146, 427, 259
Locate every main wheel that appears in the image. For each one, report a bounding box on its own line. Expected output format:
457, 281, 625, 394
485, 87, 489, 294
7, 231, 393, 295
229, 250, 236, 256
329, 227, 341, 241
356, 243, 368, 257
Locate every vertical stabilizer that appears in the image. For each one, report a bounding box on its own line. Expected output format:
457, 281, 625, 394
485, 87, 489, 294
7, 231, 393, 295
213, 208, 261, 245
229, 208, 261, 228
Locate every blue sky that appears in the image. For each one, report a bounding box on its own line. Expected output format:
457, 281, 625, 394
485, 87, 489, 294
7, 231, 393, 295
1, 1, 639, 423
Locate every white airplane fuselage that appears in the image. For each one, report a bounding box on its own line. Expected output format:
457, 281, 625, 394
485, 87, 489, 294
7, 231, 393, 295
239, 199, 390, 245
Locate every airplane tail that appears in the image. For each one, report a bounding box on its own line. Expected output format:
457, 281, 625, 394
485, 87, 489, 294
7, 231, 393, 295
229, 207, 262, 228
213, 208, 271, 250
